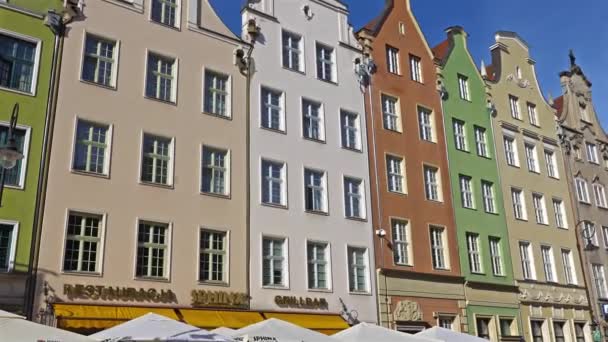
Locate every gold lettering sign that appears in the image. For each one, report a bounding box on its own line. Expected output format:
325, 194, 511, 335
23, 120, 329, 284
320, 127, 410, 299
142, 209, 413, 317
63, 284, 177, 303
191, 290, 249, 309
274, 296, 329, 310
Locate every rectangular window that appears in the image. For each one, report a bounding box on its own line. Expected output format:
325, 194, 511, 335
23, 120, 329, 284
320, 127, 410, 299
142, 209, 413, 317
0, 223, 17, 272
316, 43, 335, 82
0, 32, 39, 93
63, 213, 102, 273
575, 323, 586, 342
594, 183, 608, 208
201, 147, 229, 196
482, 181, 496, 213
261, 87, 284, 131
204, 70, 230, 117
387, 155, 405, 193
467, 233, 482, 273
593, 264, 608, 298
561, 249, 577, 285
500, 318, 514, 337
511, 188, 527, 220
140, 134, 172, 185
282, 30, 303, 72
476, 318, 491, 339
541, 245, 556, 282
531, 320, 544, 342
475, 126, 488, 157
145, 52, 176, 102
424, 166, 441, 201
544, 150, 558, 178
341, 111, 361, 150
584, 221, 599, 247
509, 95, 521, 119
430, 226, 447, 270
307, 242, 329, 290
458, 74, 470, 100
262, 237, 286, 287
503, 136, 519, 167
409, 54, 422, 82
392, 219, 410, 265
525, 143, 539, 173
386, 46, 400, 74
151, 0, 178, 27
0, 125, 27, 187
73, 119, 110, 175
490, 237, 504, 276
459, 175, 474, 209
527, 103, 539, 126
381, 94, 400, 131
136, 221, 168, 279
519, 241, 535, 280
553, 322, 565, 342
532, 194, 548, 225
419, 107, 434, 142
199, 230, 226, 283
302, 99, 324, 141
347, 247, 369, 292
261, 160, 286, 206
304, 169, 327, 213
82, 34, 116, 87
587, 142, 599, 164
603, 226, 608, 248
439, 317, 454, 330
344, 177, 365, 219
575, 178, 590, 203
453, 119, 467, 151
552, 199, 567, 229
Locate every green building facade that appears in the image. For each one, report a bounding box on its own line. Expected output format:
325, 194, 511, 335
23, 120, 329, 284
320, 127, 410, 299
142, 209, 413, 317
434, 27, 522, 340
0, 0, 63, 314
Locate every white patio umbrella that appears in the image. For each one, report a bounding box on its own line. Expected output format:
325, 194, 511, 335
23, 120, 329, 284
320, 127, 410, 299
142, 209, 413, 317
231, 318, 336, 342
333, 322, 439, 342
415, 327, 489, 342
90, 313, 232, 342
0, 309, 94, 342
211, 327, 235, 336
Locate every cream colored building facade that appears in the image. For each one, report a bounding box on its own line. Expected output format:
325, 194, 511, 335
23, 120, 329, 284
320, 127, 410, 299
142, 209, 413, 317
33, 0, 251, 329
485, 32, 592, 342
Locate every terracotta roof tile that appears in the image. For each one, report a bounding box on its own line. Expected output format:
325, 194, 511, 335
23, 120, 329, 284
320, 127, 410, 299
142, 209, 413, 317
359, 0, 393, 35
432, 39, 450, 61
553, 95, 564, 116
484, 64, 496, 81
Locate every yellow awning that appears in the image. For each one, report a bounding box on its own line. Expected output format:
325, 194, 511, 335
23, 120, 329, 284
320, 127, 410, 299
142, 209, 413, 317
53, 304, 179, 330
262, 312, 349, 335
180, 309, 263, 329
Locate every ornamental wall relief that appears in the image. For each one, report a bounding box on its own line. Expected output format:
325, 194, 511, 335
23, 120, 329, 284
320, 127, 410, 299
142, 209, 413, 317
518, 286, 588, 306
393, 300, 423, 322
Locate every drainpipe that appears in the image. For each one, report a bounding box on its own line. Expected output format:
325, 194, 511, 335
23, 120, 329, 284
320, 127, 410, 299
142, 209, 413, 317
24, 10, 66, 320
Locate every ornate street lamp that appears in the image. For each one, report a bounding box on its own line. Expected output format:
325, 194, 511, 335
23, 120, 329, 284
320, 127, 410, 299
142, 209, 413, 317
0, 103, 25, 206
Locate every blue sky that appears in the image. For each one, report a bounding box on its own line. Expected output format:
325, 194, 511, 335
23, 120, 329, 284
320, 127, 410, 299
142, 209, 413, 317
210, 0, 608, 126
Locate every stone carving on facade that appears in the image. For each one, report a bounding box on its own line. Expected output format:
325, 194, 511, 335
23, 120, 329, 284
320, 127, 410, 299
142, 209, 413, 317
519, 289, 529, 300
506, 74, 531, 88
393, 300, 423, 322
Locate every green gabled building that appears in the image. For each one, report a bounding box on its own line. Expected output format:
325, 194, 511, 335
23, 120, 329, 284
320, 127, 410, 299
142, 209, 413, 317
0, 0, 67, 314
433, 27, 522, 340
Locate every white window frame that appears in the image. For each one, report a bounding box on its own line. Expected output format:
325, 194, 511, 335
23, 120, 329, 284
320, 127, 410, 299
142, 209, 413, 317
532, 193, 548, 225
144, 51, 178, 103
430, 226, 448, 270
340, 110, 361, 151
527, 102, 539, 126
603, 226, 608, 249
418, 106, 434, 142
139, 132, 174, 186
458, 74, 470, 101
260, 86, 285, 132
525, 143, 539, 173
386, 46, 400, 75
409, 54, 422, 82
489, 237, 504, 276
134, 220, 171, 280
200, 145, 230, 196
302, 98, 325, 142
203, 69, 231, 118
561, 249, 577, 285
198, 228, 228, 284
503, 135, 519, 167
392, 218, 412, 266
594, 183, 608, 208
306, 241, 331, 290
80, 32, 119, 88
315, 42, 336, 83
347, 246, 370, 293
467, 233, 483, 274
424, 165, 442, 202
0, 220, 19, 273
262, 236, 288, 288
544, 149, 559, 179
260, 159, 287, 207
584, 221, 599, 247
482, 181, 496, 214
282, 30, 304, 73
575, 177, 591, 204
509, 95, 521, 120
552, 198, 568, 229
511, 188, 527, 220
453, 119, 467, 151
540, 245, 557, 282
61, 211, 105, 274
71, 118, 112, 177
586, 142, 599, 164
304, 168, 328, 213
149, 0, 181, 29
460, 175, 475, 209
474, 126, 488, 158
592, 264, 608, 299
0, 122, 31, 189
0, 28, 42, 96
519, 241, 536, 280
381, 94, 401, 132
387, 155, 405, 194
343, 176, 366, 220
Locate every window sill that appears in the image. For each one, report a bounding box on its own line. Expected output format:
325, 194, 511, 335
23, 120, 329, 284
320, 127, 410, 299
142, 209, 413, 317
459, 97, 472, 103
484, 210, 499, 216
548, 175, 560, 180
308, 288, 333, 294
62, 271, 103, 278
316, 77, 338, 86
144, 95, 177, 106
139, 181, 174, 190
305, 209, 329, 216
388, 190, 408, 197
456, 148, 470, 153
383, 127, 403, 134
432, 267, 452, 272
0, 85, 35, 97
557, 226, 569, 230
282, 66, 306, 76
71, 169, 110, 179
150, 18, 181, 32
426, 199, 444, 204
134, 276, 171, 283
262, 285, 290, 291
536, 222, 549, 227
471, 271, 486, 275
198, 281, 229, 287
411, 79, 424, 85
261, 202, 288, 210
80, 79, 117, 91
394, 262, 414, 268
341, 146, 362, 154
200, 191, 231, 200
528, 170, 541, 175
506, 164, 521, 169
579, 201, 592, 206
4, 184, 25, 191
202, 111, 232, 121
530, 123, 541, 129
303, 136, 326, 144
388, 71, 402, 77
101, 0, 144, 13
260, 126, 287, 135
348, 290, 372, 296
514, 217, 528, 222
345, 216, 367, 223
420, 139, 437, 144
463, 206, 477, 211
